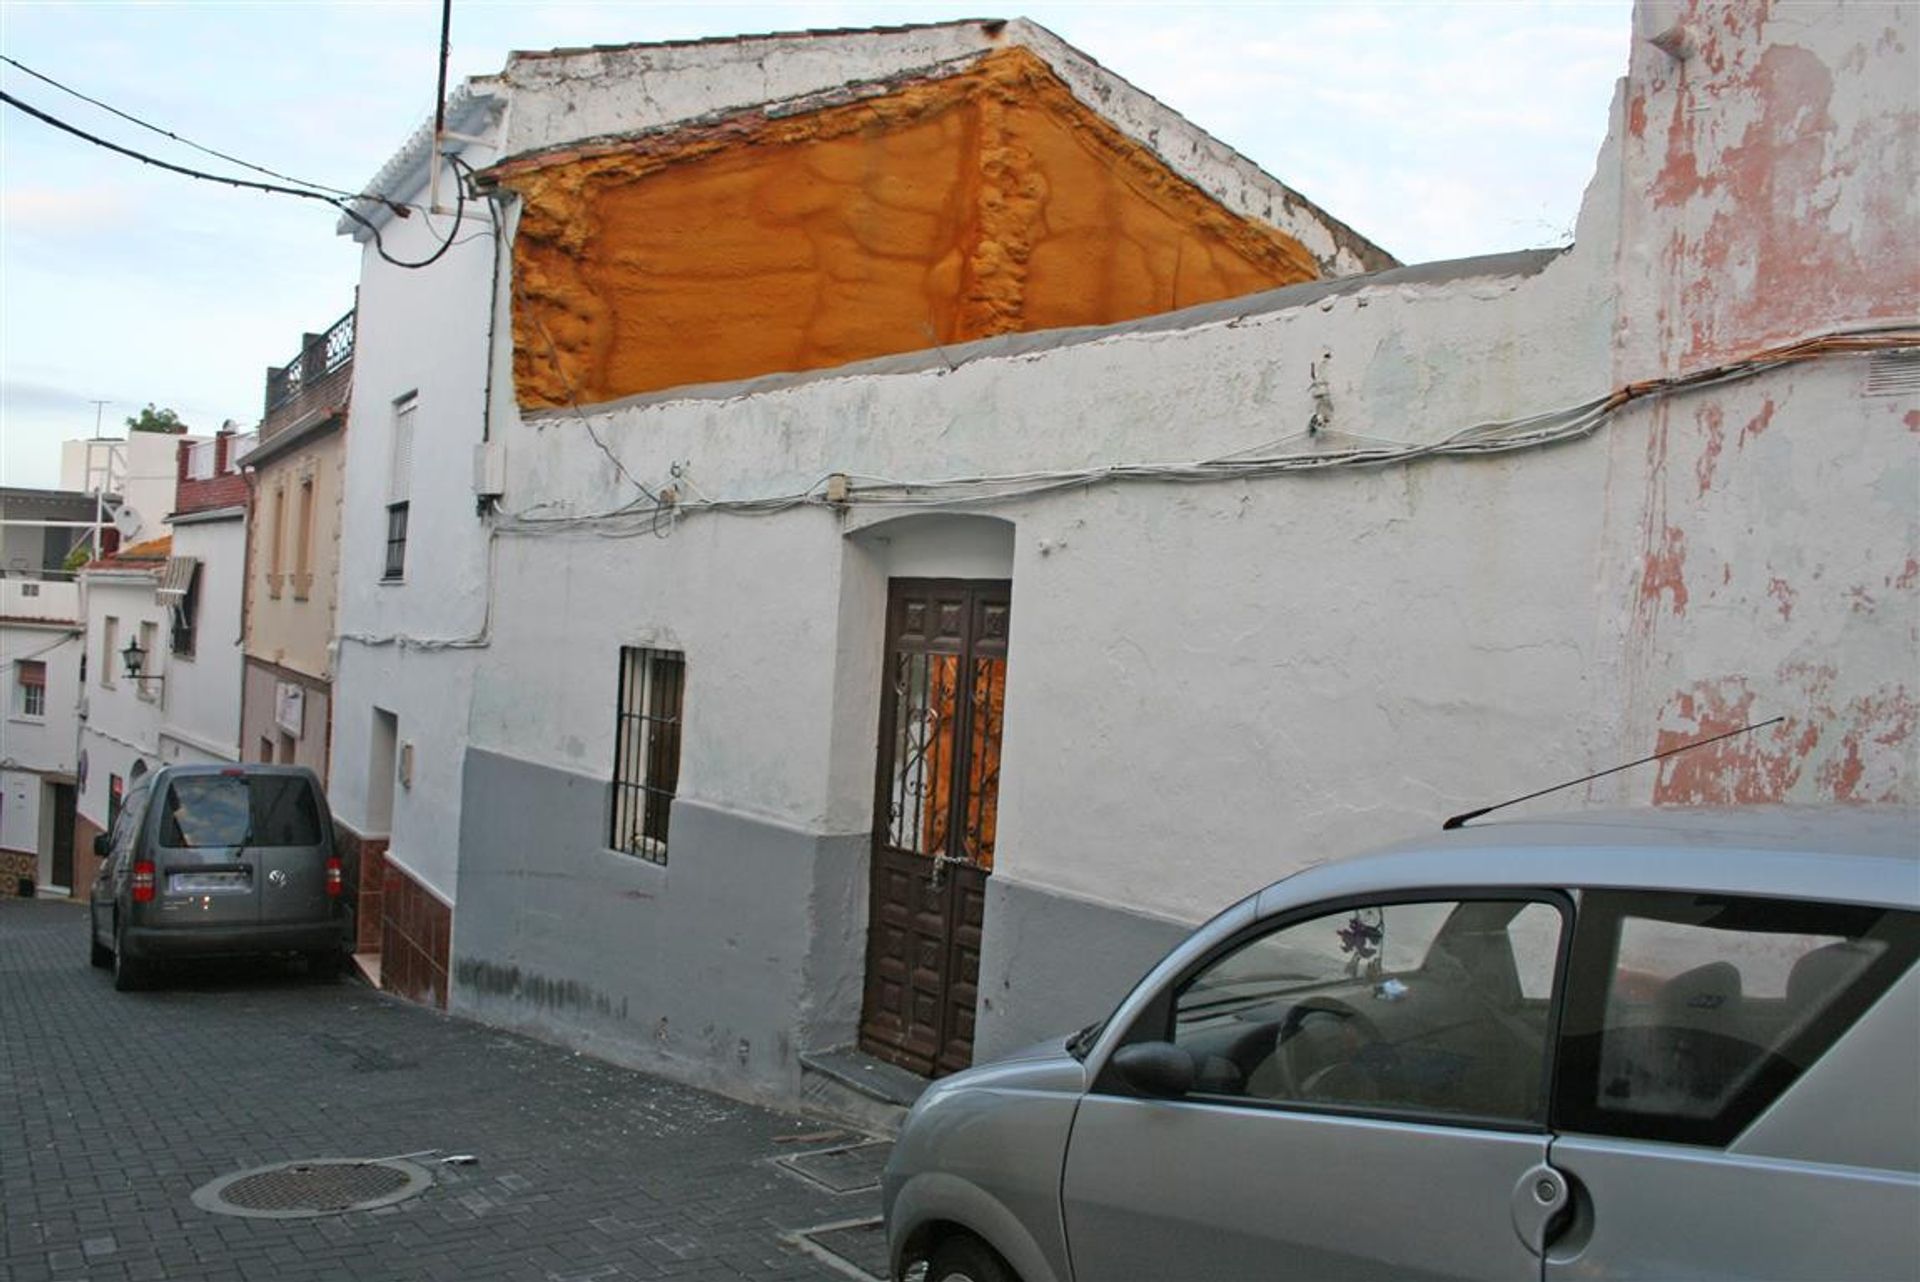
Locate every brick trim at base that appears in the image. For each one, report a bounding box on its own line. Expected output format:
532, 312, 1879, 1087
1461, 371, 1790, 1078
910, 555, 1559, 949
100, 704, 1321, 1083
380, 859, 450, 1011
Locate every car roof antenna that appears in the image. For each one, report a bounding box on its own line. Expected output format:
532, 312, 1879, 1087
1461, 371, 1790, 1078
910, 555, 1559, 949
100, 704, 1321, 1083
1441, 716, 1786, 830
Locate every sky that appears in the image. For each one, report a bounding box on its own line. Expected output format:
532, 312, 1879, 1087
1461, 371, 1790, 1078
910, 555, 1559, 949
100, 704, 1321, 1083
0, 0, 1630, 489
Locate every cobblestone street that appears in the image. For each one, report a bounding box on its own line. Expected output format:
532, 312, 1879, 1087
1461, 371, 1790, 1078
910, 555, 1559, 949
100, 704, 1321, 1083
0, 899, 888, 1282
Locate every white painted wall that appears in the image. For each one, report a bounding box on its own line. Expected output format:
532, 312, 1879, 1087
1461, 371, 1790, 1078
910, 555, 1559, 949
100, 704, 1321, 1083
1, 620, 82, 776
76, 572, 168, 830
0, 768, 41, 857
2, 581, 84, 887
60, 438, 122, 495
119, 432, 201, 543
159, 515, 245, 764
468, 0, 1915, 927
330, 144, 502, 900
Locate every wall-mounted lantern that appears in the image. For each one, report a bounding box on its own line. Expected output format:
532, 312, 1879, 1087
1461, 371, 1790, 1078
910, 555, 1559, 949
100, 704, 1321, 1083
120, 636, 165, 692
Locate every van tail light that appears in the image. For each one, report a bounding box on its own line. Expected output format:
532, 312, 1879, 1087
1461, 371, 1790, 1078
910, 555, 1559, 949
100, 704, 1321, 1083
325, 857, 343, 898
131, 860, 156, 904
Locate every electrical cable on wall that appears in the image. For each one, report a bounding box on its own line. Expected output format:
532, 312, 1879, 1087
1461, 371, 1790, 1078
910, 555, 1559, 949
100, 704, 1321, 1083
0, 632, 82, 671
493, 323, 1919, 539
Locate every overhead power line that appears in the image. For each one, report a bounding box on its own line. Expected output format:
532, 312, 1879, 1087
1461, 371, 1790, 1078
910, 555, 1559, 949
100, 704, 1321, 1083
1, 87, 361, 210
0, 53, 364, 201
0, 85, 475, 271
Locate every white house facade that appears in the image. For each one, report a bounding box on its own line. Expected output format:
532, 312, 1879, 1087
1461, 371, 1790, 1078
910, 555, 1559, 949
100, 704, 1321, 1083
327, 2, 1918, 1110
0, 576, 83, 897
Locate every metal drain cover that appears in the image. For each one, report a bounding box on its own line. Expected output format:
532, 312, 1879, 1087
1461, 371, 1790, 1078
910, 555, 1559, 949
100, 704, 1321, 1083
192, 1158, 432, 1219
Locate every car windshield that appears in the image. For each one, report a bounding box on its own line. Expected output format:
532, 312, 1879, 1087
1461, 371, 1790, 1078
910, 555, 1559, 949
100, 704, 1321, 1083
159, 776, 322, 848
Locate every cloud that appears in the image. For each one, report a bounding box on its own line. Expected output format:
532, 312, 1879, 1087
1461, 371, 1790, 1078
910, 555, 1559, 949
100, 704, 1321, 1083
0, 184, 135, 234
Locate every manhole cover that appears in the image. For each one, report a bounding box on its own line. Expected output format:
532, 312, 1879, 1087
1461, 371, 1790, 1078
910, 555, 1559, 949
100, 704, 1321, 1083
192, 1158, 432, 1219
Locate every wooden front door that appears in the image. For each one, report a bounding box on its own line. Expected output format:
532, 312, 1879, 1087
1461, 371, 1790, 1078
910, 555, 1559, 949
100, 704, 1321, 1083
860, 578, 1010, 1076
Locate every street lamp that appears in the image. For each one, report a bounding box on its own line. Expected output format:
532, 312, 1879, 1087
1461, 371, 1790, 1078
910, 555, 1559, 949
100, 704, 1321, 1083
121, 636, 165, 691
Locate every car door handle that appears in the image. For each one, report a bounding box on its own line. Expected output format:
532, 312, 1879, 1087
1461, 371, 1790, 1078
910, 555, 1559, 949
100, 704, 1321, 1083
1509, 1163, 1570, 1256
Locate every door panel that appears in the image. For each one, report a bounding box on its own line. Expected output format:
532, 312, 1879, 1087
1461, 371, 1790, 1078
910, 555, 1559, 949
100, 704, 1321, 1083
861, 579, 1009, 1077
1063, 1099, 1550, 1281
1544, 1137, 1920, 1280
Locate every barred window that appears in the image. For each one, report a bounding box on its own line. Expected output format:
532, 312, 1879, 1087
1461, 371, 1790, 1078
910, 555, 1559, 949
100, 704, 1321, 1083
610, 647, 684, 863
383, 502, 409, 580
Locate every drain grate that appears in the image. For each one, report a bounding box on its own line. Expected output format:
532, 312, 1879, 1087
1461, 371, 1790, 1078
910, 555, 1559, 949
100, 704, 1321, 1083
774, 1140, 892, 1194
192, 1158, 432, 1220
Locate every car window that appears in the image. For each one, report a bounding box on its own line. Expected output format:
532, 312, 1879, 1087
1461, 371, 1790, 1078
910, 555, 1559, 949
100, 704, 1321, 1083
109, 785, 151, 864
158, 775, 323, 848
1170, 897, 1566, 1125
1556, 891, 1920, 1147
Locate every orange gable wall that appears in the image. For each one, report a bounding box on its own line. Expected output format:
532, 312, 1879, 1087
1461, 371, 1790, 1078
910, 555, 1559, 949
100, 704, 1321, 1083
498, 47, 1320, 409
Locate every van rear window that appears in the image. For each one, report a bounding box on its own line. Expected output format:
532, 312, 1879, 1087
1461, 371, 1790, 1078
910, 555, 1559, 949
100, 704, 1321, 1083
159, 776, 323, 848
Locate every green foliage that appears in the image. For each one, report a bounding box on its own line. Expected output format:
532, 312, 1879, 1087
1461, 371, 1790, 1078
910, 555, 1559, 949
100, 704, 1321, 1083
63, 540, 91, 573
125, 404, 187, 434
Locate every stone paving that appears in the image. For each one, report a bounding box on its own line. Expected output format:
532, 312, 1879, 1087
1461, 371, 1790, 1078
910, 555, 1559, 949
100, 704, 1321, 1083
0, 899, 886, 1282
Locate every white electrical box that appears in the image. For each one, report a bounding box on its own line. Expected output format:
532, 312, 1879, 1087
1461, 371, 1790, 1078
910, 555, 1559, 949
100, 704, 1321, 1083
473, 441, 505, 498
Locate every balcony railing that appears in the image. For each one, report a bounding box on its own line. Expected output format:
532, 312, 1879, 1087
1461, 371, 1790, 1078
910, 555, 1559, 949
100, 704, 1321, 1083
185, 439, 219, 480
264, 309, 355, 417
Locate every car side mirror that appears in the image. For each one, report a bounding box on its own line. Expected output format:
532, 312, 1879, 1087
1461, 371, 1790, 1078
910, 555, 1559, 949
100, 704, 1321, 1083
1112, 1041, 1196, 1098
94, 833, 111, 858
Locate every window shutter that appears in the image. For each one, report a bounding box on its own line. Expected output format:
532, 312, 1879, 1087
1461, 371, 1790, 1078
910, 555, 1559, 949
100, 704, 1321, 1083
390, 398, 416, 503
18, 660, 45, 687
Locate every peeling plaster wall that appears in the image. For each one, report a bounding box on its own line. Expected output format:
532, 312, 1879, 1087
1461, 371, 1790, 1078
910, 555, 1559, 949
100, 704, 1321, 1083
1615, 1, 1918, 373
500, 48, 1321, 408
1600, 0, 1919, 808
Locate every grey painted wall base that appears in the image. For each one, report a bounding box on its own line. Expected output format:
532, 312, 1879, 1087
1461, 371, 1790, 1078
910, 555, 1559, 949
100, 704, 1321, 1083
454, 747, 1196, 1104
453, 747, 867, 1108
973, 876, 1193, 1060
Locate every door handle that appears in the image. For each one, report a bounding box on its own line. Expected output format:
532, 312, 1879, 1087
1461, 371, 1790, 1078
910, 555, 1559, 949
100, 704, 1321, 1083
1509, 1163, 1569, 1257
927, 853, 963, 892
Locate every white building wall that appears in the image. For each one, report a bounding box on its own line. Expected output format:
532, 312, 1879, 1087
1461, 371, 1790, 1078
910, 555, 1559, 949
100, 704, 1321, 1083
0, 769, 43, 858
457, 0, 1916, 1072
330, 145, 502, 900
2, 580, 84, 891
159, 516, 245, 764
331, 1, 1915, 1085
76, 574, 168, 830
60, 439, 123, 495
119, 433, 201, 543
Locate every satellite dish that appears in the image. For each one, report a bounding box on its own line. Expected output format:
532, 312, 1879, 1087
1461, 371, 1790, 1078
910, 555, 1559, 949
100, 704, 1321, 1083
109, 502, 142, 540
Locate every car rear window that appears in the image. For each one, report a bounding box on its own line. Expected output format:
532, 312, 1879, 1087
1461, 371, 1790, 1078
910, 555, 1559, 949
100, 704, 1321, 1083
159, 776, 323, 848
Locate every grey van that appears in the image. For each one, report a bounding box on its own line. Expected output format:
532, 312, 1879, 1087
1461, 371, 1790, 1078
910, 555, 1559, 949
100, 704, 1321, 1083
88, 764, 349, 991
884, 807, 1920, 1282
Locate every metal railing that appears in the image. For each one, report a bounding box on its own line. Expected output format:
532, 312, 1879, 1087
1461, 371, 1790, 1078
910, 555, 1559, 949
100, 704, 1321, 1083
225, 431, 258, 471
264, 309, 355, 416
185, 439, 219, 480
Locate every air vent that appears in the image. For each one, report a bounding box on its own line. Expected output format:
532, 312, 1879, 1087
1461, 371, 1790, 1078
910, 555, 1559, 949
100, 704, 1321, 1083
1864, 348, 1920, 397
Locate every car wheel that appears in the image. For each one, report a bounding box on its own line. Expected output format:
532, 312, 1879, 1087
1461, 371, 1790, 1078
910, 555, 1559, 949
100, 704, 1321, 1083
928, 1234, 1016, 1282
111, 921, 148, 992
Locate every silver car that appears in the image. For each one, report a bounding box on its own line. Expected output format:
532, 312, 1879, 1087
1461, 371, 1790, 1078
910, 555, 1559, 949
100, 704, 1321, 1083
89, 764, 349, 990
884, 808, 1920, 1281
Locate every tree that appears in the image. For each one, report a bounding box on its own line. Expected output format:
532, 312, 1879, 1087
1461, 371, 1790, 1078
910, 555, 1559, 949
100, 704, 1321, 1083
125, 404, 187, 434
